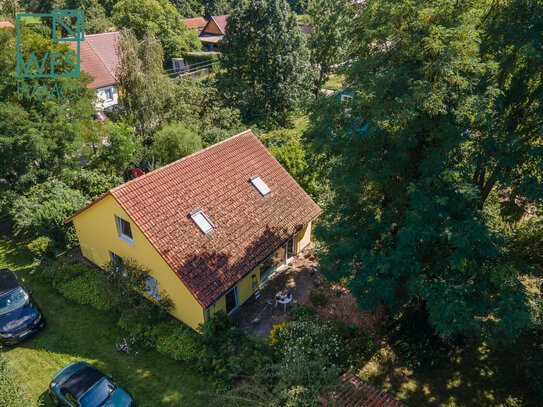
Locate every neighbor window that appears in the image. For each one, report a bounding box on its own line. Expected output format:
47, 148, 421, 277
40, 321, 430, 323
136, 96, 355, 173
340, 94, 352, 103
189, 208, 215, 234
250, 175, 271, 196
104, 88, 114, 101
115, 215, 134, 245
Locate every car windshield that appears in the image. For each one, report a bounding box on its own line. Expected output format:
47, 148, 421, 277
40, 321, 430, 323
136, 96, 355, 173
0, 287, 28, 316
78, 377, 116, 407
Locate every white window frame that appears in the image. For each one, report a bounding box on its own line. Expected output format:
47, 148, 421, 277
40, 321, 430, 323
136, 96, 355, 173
340, 94, 353, 103
115, 215, 134, 245
250, 175, 271, 196
190, 208, 215, 234
144, 274, 160, 300
109, 251, 126, 276
104, 87, 114, 101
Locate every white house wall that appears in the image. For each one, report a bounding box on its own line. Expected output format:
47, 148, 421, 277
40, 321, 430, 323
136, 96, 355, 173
95, 85, 119, 109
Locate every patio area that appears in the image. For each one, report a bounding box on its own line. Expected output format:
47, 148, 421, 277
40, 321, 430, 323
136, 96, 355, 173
233, 255, 321, 337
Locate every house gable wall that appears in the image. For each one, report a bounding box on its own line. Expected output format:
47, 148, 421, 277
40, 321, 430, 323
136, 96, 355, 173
203, 19, 223, 35
72, 195, 205, 330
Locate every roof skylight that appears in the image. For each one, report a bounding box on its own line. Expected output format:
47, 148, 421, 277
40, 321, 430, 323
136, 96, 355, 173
250, 175, 270, 196
190, 208, 215, 234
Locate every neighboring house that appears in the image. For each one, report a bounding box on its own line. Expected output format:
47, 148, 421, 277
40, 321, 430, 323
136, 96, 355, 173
0, 21, 14, 28
69, 32, 121, 109
199, 14, 228, 51
184, 17, 207, 32
64, 130, 321, 331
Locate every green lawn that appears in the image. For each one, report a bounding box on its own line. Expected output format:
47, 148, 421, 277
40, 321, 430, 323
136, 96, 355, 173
0, 229, 217, 407
322, 74, 345, 91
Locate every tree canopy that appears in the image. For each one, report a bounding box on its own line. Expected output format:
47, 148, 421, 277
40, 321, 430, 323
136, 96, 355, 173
305, 0, 541, 343
112, 0, 201, 62
219, 0, 312, 125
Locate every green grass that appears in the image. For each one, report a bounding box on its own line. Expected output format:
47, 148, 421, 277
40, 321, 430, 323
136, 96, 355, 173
322, 74, 345, 91
0, 229, 218, 407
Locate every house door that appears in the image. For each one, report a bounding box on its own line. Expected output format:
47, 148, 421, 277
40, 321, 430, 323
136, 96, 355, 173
225, 286, 238, 315
286, 235, 297, 258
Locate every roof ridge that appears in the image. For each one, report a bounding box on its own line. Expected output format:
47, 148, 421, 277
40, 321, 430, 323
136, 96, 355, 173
111, 129, 255, 194
85, 31, 120, 37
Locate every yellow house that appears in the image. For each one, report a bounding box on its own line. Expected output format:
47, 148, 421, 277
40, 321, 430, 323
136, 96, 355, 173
64, 130, 321, 331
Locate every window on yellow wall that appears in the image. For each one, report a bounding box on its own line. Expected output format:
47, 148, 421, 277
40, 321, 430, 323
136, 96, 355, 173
115, 215, 134, 245
144, 274, 160, 300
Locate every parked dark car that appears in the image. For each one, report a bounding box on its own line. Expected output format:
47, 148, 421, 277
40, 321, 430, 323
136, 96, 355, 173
49, 362, 136, 407
0, 268, 45, 345
103, 104, 125, 121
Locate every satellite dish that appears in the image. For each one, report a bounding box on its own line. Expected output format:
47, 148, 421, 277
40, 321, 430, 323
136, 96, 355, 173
132, 168, 145, 178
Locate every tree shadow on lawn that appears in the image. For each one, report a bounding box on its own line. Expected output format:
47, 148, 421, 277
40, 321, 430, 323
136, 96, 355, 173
4, 274, 217, 407
361, 332, 543, 407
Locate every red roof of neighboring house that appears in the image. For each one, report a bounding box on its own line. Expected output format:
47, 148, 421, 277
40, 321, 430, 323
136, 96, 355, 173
0, 21, 14, 28
184, 17, 207, 30
212, 15, 229, 34
334, 373, 407, 407
65, 130, 321, 308
69, 31, 120, 89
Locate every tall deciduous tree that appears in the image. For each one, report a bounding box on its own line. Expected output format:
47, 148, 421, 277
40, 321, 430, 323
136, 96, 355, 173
305, 0, 536, 343
112, 0, 201, 62
219, 0, 312, 125
116, 29, 175, 138
468, 0, 543, 208
307, 0, 352, 95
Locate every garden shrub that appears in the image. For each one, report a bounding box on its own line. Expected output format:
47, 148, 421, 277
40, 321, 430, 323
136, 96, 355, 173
153, 321, 202, 362
10, 180, 86, 248
60, 169, 122, 201
271, 317, 350, 368
310, 288, 327, 306
198, 311, 272, 384
288, 305, 315, 320
40, 258, 91, 286
28, 236, 56, 261
56, 269, 115, 311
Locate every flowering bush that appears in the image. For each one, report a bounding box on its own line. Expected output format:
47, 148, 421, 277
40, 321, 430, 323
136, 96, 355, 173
116, 335, 138, 355
272, 318, 350, 367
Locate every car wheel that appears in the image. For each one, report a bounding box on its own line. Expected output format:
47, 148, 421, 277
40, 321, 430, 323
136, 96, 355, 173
49, 393, 61, 406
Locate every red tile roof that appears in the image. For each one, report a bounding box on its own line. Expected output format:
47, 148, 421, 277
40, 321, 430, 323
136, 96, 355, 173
212, 15, 229, 34
334, 373, 407, 407
66, 130, 321, 308
70, 32, 120, 89
184, 17, 207, 30
0, 21, 14, 28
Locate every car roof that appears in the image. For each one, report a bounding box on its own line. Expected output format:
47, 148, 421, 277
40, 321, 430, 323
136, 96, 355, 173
0, 269, 19, 292
60, 366, 105, 399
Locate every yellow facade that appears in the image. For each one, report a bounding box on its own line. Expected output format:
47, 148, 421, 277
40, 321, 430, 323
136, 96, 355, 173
296, 221, 312, 253
71, 195, 313, 330
72, 195, 205, 329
